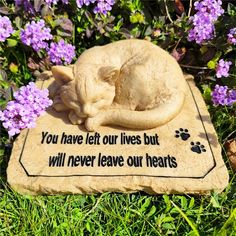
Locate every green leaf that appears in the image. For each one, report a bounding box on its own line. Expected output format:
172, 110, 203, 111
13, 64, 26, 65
189, 197, 195, 209
139, 198, 151, 213
15, 17, 22, 29
147, 205, 156, 217
210, 194, 221, 208
130, 12, 145, 24
163, 195, 171, 212
53, 220, 57, 228
7, 39, 18, 47
207, 51, 222, 69
162, 223, 175, 230
77, 27, 85, 33
113, 19, 123, 32
72, 208, 82, 219
188, 231, 200, 236
202, 85, 212, 102
0, 80, 9, 89
86, 221, 91, 232
227, 3, 236, 16
207, 60, 216, 69
59, 222, 69, 229
162, 216, 174, 223
181, 196, 188, 209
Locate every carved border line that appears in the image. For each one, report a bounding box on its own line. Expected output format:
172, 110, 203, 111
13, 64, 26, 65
19, 80, 216, 178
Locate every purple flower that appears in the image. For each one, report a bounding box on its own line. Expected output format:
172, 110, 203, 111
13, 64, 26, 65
15, 0, 35, 13
76, 0, 96, 8
188, 20, 215, 44
216, 59, 232, 78
48, 39, 75, 65
0, 82, 52, 136
228, 28, 236, 45
45, 0, 69, 5
0, 101, 36, 136
14, 82, 53, 116
0, 16, 14, 42
20, 20, 53, 52
94, 0, 115, 15
188, 0, 224, 44
211, 85, 236, 106
76, 0, 114, 15
194, 0, 224, 21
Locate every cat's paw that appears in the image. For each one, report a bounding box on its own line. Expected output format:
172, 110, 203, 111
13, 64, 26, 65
85, 117, 98, 132
52, 95, 68, 112
53, 102, 68, 112
69, 111, 85, 125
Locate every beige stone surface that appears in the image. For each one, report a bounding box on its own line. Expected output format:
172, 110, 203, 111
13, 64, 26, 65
7, 78, 229, 195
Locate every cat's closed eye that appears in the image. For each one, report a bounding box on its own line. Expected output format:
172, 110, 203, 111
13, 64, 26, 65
94, 99, 104, 105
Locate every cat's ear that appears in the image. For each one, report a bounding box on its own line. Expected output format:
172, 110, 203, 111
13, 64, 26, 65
98, 66, 119, 86
52, 65, 74, 84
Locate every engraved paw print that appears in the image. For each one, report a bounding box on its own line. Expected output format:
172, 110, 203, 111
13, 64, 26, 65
175, 128, 190, 141
190, 142, 206, 154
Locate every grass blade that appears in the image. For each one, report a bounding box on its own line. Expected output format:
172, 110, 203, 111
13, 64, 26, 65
218, 208, 236, 234
171, 200, 200, 236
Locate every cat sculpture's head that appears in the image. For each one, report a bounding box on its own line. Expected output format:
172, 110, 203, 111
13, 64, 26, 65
52, 64, 120, 118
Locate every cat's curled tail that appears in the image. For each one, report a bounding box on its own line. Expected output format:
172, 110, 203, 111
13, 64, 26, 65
85, 91, 186, 131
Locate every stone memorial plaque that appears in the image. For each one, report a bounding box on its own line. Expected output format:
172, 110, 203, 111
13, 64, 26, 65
7, 78, 229, 195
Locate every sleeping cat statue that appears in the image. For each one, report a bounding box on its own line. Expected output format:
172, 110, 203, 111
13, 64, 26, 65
49, 39, 188, 131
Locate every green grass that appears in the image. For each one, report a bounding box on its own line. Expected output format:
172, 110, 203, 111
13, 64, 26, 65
0, 91, 236, 235
0, 149, 236, 235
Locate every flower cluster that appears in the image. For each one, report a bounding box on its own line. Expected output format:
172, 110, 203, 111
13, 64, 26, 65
211, 85, 236, 106
228, 28, 236, 45
11, 17, 76, 65
20, 20, 53, 52
188, 0, 224, 44
94, 0, 114, 15
76, 0, 115, 15
0, 16, 14, 42
0, 82, 52, 136
216, 59, 232, 78
48, 39, 75, 65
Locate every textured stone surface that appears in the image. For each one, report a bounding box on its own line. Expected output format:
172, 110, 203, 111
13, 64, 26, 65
7, 78, 229, 195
